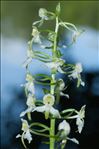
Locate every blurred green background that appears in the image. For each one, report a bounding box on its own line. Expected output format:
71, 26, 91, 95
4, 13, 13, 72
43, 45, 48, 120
1, 1, 99, 40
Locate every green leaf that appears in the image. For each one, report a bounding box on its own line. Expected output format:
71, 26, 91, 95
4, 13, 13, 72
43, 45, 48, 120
56, 2, 61, 16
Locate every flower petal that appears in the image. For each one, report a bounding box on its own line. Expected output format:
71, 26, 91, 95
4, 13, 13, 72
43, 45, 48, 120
50, 107, 61, 118
60, 92, 69, 98
34, 105, 46, 113
24, 130, 32, 143
67, 137, 79, 144
58, 67, 65, 73
58, 120, 70, 136
16, 134, 21, 138
76, 117, 84, 133
20, 107, 33, 117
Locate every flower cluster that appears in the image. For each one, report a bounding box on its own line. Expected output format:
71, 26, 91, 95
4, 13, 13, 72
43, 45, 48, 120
17, 3, 86, 149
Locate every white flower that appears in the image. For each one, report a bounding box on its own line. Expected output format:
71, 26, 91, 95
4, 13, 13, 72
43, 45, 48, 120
20, 94, 36, 117
16, 119, 32, 144
25, 73, 35, 95
32, 26, 41, 44
25, 82, 35, 94
58, 79, 69, 98
45, 58, 65, 73
76, 105, 86, 133
69, 63, 85, 87
20, 73, 36, 117
39, 8, 48, 20
23, 41, 35, 67
68, 105, 86, 133
58, 120, 79, 147
70, 63, 82, 79
33, 94, 60, 119
58, 120, 70, 137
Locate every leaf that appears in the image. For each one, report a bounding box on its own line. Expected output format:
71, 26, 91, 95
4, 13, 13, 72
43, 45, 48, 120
56, 2, 61, 16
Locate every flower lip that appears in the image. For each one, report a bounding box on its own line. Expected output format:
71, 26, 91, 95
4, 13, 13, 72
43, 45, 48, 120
43, 94, 55, 106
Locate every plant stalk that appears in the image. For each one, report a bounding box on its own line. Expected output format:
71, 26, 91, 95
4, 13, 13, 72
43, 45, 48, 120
50, 16, 59, 149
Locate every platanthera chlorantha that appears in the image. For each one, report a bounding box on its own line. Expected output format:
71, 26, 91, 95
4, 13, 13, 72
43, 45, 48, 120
16, 3, 86, 149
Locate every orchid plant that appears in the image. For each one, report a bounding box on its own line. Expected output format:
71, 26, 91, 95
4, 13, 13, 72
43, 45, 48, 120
17, 3, 86, 149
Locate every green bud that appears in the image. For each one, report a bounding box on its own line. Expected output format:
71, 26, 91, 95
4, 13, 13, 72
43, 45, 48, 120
56, 2, 61, 16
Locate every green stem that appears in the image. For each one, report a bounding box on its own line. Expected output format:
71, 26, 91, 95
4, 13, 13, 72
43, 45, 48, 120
50, 16, 59, 149
50, 118, 55, 149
